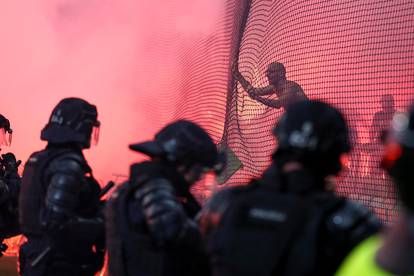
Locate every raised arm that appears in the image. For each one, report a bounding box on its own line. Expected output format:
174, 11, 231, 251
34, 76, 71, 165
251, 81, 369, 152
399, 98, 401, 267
250, 95, 283, 109
252, 82, 307, 109
232, 61, 275, 97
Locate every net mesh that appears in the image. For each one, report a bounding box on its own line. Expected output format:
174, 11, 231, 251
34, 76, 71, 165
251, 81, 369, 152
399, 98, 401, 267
187, 0, 414, 223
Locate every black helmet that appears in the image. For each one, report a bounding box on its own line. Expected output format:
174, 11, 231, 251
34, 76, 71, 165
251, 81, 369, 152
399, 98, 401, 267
0, 114, 12, 147
0, 115, 11, 133
382, 104, 414, 211
41, 98, 100, 148
273, 100, 351, 176
130, 120, 222, 172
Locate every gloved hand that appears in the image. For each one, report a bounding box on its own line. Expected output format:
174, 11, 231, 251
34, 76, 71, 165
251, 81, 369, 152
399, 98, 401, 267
1, 153, 21, 173
136, 179, 188, 247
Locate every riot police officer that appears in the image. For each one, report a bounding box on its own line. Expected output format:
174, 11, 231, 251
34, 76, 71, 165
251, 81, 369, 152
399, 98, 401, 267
0, 114, 21, 256
199, 100, 381, 276
106, 120, 223, 276
19, 98, 105, 276
336, 103, 414, 276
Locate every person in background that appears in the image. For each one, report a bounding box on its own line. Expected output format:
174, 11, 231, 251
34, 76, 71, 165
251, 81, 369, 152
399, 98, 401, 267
0, 114, 21, 256
336, 103, 414, 276
371, 94, 396, 143
232, 60, 307, 109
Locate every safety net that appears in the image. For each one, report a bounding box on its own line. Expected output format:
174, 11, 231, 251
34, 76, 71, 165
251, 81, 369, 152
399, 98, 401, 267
187, 0, 414, 224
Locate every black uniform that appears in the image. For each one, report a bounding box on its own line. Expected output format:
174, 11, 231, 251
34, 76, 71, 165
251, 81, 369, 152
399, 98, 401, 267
0, 114, 21, 255
0, 153, 21, 255
106, 120, 222, 276
107, 161, 208, 276
199, 168, 381, 276
199, 100, 382, 276
18, 98, 104, 276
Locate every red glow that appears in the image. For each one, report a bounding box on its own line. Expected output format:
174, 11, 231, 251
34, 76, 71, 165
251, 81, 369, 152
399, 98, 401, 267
0, 0, 225, 185
1, 0, 226, 266
381, 143, 403, 169
340, 154, 350, 169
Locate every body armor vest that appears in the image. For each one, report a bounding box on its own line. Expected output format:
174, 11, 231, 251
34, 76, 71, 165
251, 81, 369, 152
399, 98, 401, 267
19, 147, 100, 236
0, 161, 21, 239
106, 161, 201, 276
205, 168, 380, 276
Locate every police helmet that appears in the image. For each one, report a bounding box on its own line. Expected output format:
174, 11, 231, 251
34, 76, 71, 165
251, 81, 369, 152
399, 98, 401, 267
0, 114, 12, 147
41, 98, 100, 148
130, 120, 223, 173
273, 100, 351, 175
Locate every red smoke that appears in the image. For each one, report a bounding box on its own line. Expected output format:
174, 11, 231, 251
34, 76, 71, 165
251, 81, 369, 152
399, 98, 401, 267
0, 0, 225, 185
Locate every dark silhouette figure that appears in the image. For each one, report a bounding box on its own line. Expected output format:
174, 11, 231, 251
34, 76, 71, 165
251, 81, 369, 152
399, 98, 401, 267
19, 98, 105, 276
0, 114, 21, 256
336, 103, 414, 276
232, 60, 307, 109
106, 120, 224, 276
371, 94, 396, 143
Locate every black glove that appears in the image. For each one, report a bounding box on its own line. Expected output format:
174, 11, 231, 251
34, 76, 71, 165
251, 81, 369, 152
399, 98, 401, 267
136, 179, 188, 247
145, 194, 187, 246
1, 153, 21, 174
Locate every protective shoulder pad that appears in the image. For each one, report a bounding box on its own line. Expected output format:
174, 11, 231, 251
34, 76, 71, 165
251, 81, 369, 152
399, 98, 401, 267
46, 152, 86, 178
133, 178, 174, 201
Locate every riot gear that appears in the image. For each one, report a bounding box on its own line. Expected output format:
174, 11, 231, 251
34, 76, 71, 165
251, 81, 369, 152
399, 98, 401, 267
273, 100, 351, 178
0, 115, 20, 256
40, 98, 100, 148
1, 153, 20, 175
107, 120, 217, 276
0, 114, 12, 147
107, 162, 207, 276
130, 119, 221, 171
200, 100, 380, 276
19, 98, 104, 276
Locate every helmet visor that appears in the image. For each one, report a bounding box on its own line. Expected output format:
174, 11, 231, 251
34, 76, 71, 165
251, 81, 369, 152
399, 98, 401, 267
91, 125, 100, 146
0, 128, 12, 147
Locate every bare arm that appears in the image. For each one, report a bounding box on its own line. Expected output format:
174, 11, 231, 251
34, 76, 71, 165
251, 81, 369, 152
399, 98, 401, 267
250, 95, 283, 109
232, 61, 275, 97
237, 76, 275, 96
250, 83, 307, 109
260, 82, 308, 109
